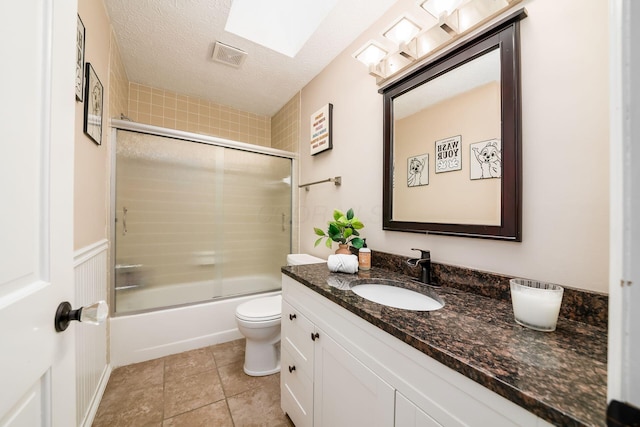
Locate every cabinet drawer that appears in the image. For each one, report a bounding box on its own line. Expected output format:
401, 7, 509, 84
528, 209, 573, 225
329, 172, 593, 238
282, 337, 313, 380
282, 300, 315, 371
281, 347, 313, 427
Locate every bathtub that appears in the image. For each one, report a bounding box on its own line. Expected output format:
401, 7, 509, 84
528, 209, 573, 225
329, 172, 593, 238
110, 275, 280, 367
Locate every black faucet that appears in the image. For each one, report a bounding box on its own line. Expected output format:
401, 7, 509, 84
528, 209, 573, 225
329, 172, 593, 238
407, 248, 433, 285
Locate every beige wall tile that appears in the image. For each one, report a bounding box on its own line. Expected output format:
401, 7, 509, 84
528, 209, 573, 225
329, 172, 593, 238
164, 107, 176, 120
151, 104, 163, 117
271, 92, 300, 153
176, 110, 188, 122
125, 82, 274, 147
150, 115, 164, 127
138, 112, 150, 123
139, 91, 151, 104
177, 98, 188, 112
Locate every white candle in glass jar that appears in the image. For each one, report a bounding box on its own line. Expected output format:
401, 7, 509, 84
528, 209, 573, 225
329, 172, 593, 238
510, 279, 563, 332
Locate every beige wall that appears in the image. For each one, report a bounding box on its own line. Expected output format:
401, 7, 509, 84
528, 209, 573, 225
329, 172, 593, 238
75, 0, 114, 250
127, 83, 272, 147
299, 0, 609, 293
394, 82, 501, 224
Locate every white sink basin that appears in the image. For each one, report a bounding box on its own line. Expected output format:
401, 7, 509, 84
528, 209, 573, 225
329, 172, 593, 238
350, 283, 444, 311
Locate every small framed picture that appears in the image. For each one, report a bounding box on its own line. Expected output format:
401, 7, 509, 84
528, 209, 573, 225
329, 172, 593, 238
435, 135, 462, 173
470, 139, 501, 180
76, 15, 85, 101
310, 103, 333, 155
83, 63, 103, 145
407, 153, 428, 187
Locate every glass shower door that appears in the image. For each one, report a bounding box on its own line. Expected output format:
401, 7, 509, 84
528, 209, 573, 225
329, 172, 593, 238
217, 148, 292, 298
114, 129, 292, 314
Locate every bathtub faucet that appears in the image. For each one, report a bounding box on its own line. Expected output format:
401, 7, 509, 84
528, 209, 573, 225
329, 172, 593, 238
407, 248, 432, 286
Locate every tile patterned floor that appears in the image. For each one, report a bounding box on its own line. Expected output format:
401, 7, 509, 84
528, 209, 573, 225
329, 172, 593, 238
93, 339, 294, 427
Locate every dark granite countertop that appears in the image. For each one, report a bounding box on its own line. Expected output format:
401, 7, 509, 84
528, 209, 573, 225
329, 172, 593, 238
282, 263, 607, 427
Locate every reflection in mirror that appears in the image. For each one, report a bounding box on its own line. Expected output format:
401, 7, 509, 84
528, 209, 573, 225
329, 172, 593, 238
393, 48, 501, 225
382, 11, 525, 240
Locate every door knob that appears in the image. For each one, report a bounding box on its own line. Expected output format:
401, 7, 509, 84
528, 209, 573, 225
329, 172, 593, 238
55, 300, 108, 332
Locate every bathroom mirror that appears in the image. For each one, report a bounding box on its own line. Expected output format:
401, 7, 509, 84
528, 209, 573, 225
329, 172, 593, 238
381, 14, 524, 241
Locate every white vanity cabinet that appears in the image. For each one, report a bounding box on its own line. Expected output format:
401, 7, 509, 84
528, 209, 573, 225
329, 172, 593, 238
281, 298, 395, 427
280, 274, 555, 427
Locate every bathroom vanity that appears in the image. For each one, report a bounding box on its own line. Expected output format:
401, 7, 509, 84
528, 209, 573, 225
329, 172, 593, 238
280, 264, 607, 427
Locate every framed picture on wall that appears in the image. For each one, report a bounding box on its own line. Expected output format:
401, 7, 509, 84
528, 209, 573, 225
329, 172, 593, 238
76, 15, 85, 101
310, 103, 333, 155
435, 135, 462, 173
470, 139, 501, 180
407, 153, 428, 187
83, 63, 103, 145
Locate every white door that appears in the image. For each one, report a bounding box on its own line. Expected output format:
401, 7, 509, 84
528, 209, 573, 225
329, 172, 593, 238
608, 0, 640, 409
0, 1, 77, 426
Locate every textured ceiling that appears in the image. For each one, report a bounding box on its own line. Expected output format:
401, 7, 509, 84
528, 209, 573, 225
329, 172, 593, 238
104, 0, 398, 117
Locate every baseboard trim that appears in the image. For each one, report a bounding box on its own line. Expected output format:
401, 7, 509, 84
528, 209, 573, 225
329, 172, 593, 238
80, 363, 112, 427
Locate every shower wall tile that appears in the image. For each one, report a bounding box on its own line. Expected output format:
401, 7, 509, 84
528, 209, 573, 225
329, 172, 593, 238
127, 83, 272, 147
271, 93, 300, 153
120, 86, 299, 302
109, 30, 129, 121
271, 92, 300, 252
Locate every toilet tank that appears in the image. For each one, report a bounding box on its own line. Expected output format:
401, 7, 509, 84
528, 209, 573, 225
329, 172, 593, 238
286, 254, 325, 266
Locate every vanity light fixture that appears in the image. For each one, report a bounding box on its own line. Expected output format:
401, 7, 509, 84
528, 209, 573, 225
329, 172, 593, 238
420, 0, 465, 35
383, 16, 421, 60
354, 41, 390, 77
353, 0, 521, 84
419, 0, 466, 19
383, 17, 421, 46
354, 41, 388, 67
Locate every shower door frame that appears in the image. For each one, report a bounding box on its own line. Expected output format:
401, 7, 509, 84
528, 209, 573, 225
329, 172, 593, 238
109, 119, 298, 317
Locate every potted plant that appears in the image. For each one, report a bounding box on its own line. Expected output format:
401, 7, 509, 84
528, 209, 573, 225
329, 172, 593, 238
314, 208, 365, 254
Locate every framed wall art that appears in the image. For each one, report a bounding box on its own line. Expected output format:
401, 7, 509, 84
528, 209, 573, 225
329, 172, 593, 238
407, 153, 428, 187
310, 103, 333, 155
76, 15, 85, 101
435, 135, 462, 173
83, 63, 103, 145
470, 139, 501, 180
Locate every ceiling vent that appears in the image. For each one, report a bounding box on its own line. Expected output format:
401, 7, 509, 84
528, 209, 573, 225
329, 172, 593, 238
212, 41, 247, 68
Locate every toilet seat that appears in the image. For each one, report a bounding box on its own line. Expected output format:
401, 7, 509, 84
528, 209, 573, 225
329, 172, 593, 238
236, 295, 281, 322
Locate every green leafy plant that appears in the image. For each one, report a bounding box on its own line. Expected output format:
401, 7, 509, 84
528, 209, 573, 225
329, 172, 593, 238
314, 208, 365, 249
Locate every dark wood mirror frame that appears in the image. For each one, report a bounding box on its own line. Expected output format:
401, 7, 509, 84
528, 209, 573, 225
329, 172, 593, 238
381, 9, 526, 241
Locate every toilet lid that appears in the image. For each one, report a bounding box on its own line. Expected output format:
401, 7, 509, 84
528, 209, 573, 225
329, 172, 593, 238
236, 295, 282, 321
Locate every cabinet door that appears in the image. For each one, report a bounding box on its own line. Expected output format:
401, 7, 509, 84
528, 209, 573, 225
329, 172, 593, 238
396, 392, 442, 427
314, 330, 395, 427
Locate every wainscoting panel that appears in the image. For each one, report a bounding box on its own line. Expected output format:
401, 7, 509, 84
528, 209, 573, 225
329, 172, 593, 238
74, 239, 110, 427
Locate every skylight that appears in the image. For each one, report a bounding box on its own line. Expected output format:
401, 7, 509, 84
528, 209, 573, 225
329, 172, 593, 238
225, 0, 339, 58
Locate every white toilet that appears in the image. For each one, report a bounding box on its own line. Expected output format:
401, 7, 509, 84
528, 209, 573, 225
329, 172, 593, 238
235, 254, 325, 376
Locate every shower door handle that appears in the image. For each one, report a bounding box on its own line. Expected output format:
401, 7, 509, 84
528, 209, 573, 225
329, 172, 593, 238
122, 207, 128, 236
282, 213, 285, 232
